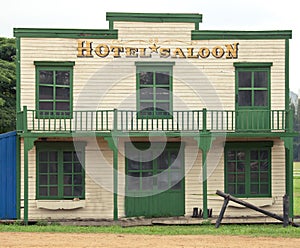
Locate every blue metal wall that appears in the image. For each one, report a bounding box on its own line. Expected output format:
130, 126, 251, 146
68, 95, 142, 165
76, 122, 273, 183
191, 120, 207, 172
0, 131, 17, 219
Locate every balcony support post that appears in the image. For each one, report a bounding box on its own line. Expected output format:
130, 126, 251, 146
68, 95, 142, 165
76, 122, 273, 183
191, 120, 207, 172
23, 136, 37, 225
105, 135, 119, 221
194, 133, 214, 219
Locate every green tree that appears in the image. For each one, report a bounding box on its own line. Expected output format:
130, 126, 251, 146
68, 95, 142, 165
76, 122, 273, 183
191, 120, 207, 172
0, 37, 16, 133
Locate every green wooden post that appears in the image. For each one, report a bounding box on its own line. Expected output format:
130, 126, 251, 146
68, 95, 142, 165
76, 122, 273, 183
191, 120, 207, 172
105, 136, 119, 221
194, 134, 214, 220
23, 137, 36, 225
23, 106, 28, 133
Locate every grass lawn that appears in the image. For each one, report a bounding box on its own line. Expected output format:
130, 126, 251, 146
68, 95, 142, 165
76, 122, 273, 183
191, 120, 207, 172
1, 224, 300, 238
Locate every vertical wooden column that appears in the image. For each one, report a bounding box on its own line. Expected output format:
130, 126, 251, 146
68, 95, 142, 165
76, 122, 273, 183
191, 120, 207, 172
194, 133, 213, 219
105, 136, 119, 221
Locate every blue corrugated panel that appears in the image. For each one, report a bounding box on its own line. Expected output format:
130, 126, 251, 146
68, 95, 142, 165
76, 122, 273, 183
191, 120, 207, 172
0, 131, 17, 219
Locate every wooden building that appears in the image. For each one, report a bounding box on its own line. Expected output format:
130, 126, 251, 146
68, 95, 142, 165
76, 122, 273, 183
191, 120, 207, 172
14, 12, 295, 223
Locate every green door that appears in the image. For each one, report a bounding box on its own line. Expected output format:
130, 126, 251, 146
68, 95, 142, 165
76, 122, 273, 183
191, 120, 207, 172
235, 63, 272, 131
125, 142, 185, 217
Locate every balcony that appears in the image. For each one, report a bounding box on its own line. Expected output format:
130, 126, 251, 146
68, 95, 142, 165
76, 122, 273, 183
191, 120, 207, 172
17, 107, 290, 136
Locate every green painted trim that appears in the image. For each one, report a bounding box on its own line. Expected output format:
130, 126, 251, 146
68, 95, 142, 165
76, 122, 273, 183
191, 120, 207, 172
23, 137, 37, 224
34, 61, 75, 67
285, 39, 290, 112
104, 136, 118, 220
106, 12, 202, 28
224, 142, 273, 198
192, 30, 292, 40
234, 62, 273, 68
16, 37, 21, 112
14, 28, 118, 39
16, 136, 21, 219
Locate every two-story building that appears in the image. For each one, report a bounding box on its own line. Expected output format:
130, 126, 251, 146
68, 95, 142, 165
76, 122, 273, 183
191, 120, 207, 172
14, 12, 294, 224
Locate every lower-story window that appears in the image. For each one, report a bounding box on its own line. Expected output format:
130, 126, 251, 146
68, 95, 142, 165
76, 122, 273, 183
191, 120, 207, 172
225, 142, 272, 197
36, 142, 86, 199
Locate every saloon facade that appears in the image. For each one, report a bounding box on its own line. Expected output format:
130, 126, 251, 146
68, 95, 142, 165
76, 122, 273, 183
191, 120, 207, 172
14, 12, 294, 223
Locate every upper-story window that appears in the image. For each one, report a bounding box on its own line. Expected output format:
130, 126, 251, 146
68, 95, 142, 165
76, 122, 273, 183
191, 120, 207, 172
34, 61, 75, 118
234, 62, 272, 109
135, 62, 174, 118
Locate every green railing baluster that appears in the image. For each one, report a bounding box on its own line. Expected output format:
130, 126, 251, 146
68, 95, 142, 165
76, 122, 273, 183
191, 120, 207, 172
203, 108, 207, 132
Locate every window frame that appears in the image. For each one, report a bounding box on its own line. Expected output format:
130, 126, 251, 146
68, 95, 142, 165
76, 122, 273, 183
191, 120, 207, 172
135, 62, 175, 119
36, 141, 86, 200
35, 61, 75, 119
234, 62, 272, 110
224, 142, 273, 198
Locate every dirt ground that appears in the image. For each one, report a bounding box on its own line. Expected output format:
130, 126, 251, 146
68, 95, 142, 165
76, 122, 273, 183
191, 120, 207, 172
1, 232, 300, 248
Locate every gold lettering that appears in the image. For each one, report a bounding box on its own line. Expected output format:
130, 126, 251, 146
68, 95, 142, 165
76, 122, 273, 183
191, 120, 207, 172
95, 44, 110, 58
139, 48, 151, 58
160, 48, 170, 58
172, 48, 186, 58
212, 46, 225, 58
187, 48, 199, 58
125, 47, 138, 57
111, 46, 124, 57
225, 42, 239, 59
77, 41, 93, 57
198, 48, 210, 58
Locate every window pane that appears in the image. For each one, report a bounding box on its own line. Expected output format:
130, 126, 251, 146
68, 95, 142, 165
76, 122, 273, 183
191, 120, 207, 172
39, 187, 48, 196
157, 172, 168, 190
158, 151, 169, 170
39, 86, 53, 100
228, 184, 235, 194
56, 102, 70, 111
261, 172, 269, 182
127, 172, 140, 190
74, 163, 83, 173
156, 102, 170, 115
39, 151, 48, 162
128, 159, 140, 170
142, 172, 153, 190
250, 151, 258, 160
238, 90, 251, 106
237, 151, 246, 161
56, 87, 70, 100
39, 164, 48, 173
39, 71, 53, 84
227, 162, 235, 172
49, 152, 58, 161
74, 175, 82, 185
260, 184, 269, 194
39, 102, 53, 111
237, 184, 245, 194
63, 186, 72, 196
260, 150, 269, 160
237, 162, 245, 172
49, 175, 58, 185
170, 151, 181, 169
156, 87, 170, 101
64, 163, 72, 173
250, 161, 259, 171
141, 161, 153, 170
56, 71, 70, 85
63, 152, 73, 162
227, 150, 236, 160
49, 163, 58, 173
140, 72, 153, 85
156, 72, 169, 85
39, 175, 48, 185
254, 90, 267, 106
254, 71, 268, 88
64, 175, 72, 184
50, 187, 58, 196
139, 87, 153, 100
238, 71, 251, 87
74, 186, 83, 196
250, 184, 259, 194
260, 161, 269, 171
237, 174, 245, 183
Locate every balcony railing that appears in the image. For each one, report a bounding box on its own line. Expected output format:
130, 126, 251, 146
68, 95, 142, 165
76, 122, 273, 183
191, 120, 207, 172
17, 107, 289, 133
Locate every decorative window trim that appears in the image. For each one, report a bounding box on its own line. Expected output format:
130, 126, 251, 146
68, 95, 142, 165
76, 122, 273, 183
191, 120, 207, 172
35, 61, 75, 119
36, 141, 86, 200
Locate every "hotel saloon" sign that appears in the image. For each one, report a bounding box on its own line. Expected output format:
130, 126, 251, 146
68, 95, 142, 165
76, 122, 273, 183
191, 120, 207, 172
77, 41, 239, 59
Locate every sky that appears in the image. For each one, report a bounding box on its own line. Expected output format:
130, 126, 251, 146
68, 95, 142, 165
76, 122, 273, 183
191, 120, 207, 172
1, 0, 299, 93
